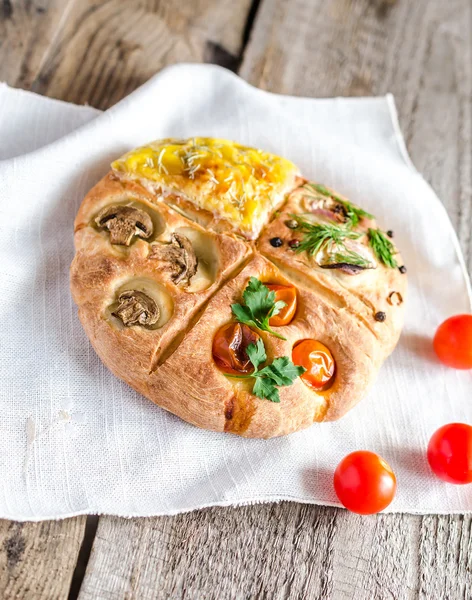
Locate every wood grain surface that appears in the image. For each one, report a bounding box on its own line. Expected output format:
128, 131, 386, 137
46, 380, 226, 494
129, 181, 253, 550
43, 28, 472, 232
1, 0, 472, 598
0, 517, 86, 599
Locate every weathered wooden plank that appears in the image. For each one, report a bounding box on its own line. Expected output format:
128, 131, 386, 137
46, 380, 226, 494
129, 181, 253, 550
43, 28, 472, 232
419, 515, 472, 600
331, 512, 421, 599
0, 517, 86, 600
79, 504, 338, 600
0, 0, 75, 89
79, 508, 424, 600
26, 0, 253, 109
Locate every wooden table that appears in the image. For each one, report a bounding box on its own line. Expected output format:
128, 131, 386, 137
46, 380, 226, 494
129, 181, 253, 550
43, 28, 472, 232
1, 1, 471, 598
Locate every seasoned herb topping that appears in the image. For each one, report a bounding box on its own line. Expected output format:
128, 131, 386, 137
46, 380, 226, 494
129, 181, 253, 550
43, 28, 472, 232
367, 228, 398, 269
231, 277, 288, 340
288, 216, 376, 273
303, 183, 373, 228
225, 338, 305, 403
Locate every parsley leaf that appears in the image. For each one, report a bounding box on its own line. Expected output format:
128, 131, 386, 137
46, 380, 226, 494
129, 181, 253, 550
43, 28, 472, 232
257, 356, 306, 386
225, 339, 306, 403
253, 377, 282, 403
368, 228, 398, 268
245, 338, 267, 370
231, 277, 287, 340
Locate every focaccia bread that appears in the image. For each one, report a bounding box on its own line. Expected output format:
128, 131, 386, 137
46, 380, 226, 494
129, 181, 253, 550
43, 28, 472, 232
70, 138, 407, 438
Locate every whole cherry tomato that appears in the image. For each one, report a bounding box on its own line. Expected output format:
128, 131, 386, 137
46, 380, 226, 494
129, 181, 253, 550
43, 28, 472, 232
427, 423, 472, 484
433, 314, 472, 369
334, 451, 397, 514
212, 322, 260, 375
292, 339, 335, 389
265, 284, 297, 327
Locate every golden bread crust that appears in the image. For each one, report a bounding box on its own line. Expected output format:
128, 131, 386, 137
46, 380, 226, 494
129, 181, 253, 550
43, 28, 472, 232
71, 140, 407, 438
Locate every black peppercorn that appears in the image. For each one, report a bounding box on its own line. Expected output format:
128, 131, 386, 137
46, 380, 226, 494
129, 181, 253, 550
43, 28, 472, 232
374, 311, 387, 322
285, 219, 299, 230
288, 239, 300, 249
387, 230, 394, 238
270, 237, 283, 248
399, 265, 407, 274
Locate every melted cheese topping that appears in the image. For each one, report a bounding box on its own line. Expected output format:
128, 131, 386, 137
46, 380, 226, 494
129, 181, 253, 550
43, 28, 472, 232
111, 138, 298, 237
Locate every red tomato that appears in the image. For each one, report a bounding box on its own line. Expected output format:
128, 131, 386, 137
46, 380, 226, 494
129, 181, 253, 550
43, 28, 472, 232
433, 314, 472, 369
334, 451, 397, 514
212, 322, 260, 375
427, 423, 472, 484
292, 340, 335, 389
265, 284, 297, 327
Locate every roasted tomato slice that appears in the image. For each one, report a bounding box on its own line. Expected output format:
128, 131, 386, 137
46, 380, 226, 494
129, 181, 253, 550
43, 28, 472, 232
292, 339, 335, 389
265, 284, 297, 327
212, 322, 261, 375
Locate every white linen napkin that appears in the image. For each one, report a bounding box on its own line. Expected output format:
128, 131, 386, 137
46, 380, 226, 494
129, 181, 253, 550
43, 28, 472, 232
1, 64, 471, 521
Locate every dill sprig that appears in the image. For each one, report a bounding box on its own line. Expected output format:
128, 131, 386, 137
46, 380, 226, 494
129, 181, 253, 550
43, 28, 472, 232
304, 183, 374, 227
367, 228, 398, 268
289, 216, 371, 267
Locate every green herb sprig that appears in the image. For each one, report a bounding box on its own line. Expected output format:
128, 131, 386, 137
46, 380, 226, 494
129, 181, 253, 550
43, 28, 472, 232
304, 183, 374, 227
289, 216, 371, 267
368, 228, 398, 268
231, 277, 287, 340
226, 339, 305, 403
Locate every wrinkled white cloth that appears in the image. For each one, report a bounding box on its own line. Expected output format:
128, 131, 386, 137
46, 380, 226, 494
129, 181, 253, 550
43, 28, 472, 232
0, 65, 471, 521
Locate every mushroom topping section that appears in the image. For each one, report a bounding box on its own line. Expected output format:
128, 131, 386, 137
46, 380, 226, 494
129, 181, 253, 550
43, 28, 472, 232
112, 290, 160, 327
149, 233, 198, 286
95, 205, 153, 246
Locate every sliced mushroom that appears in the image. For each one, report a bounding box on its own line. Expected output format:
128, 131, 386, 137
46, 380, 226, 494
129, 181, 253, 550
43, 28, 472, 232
95, 205, 153, 246
149, 233, 198, 285
316, 239, 377, 275
112, 290, 160, 327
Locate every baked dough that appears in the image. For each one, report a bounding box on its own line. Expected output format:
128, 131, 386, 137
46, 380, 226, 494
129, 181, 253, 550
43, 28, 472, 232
70, 138, 407, 438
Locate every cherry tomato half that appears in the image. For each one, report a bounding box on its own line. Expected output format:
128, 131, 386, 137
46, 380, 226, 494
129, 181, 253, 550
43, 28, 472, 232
265, 284, 297, 327
334, 451, 397, 514
212, 322, 260, 375
427, 423, 472, 484
292, 340, 335, 389
433, 314, 472, 369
